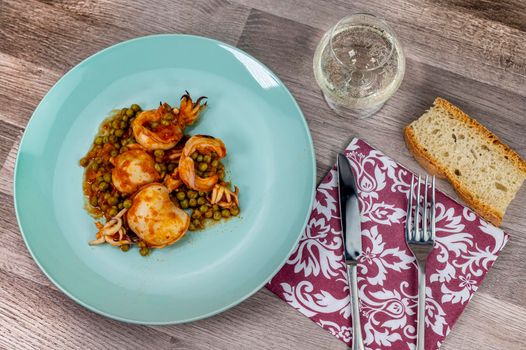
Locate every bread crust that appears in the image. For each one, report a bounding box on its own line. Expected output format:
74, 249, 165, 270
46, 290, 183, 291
434, 97, 526, 174
403, 97, 526, 227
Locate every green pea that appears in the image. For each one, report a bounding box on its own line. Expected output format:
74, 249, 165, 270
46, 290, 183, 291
176, 192, 186, 201
213, 204, 220, 211
131, 104, 141, 112
189, 224, 196, 231
192, 219, 201, 227
115, 129, 124, 137
121, 115, 129, 122
108, 196, 119, 205
191, 152, 198, 160
120, 244, 130, 252
198, 163, 208, 172
103, 136, 109, 144
79, 158, 89, 167
96, 175, 104, 184
123, 199, 132, 209
108, 207, 118, 217
90, 197, 98, 206
205, 211, 213, 219
192, 210, 202, 219
160, 163, 167, 172
221, 209, 231, 218
154, 163, 161, 172
103, 173, 112, 183
120, 120, 128, 128
189, 198, 197, 207
95, 136, 103, 145
104, 193, 111, 200
167, 163, 176, 171
211, 160, 219, 167
139, 247, 149, 256
110, 150, 118, 157
121, 108, 128, 116
197, 197, 206, 205
112, 120, 121, 129
180, 199, 189, 209
187, 191, 198, 199
138, 241, 146, 248
203, 155, 211, 163
126, 109, 134, 117
154, 149, 164, 158
91, 162, 99, 171
213, 211, 222, 221
199, 205, 208, 213
230, 207, 240, 216
150, 121, 159, 129
118, 202, 124, 209
99, 182, 109, 191
109, 135, 118, 143
197, 155, 203, 162
162, 113, 173, 121
161, 120, 170, 126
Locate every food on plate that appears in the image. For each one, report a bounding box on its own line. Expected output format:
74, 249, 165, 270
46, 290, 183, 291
127, 184, 190, 248
179, 135, 227, 192
131, 92, 206, 150
80, 92, 240, 256
404, 97, 526, 226
111, 149, 160, 194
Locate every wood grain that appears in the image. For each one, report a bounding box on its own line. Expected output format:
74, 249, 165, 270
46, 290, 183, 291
0, 0, 525, 349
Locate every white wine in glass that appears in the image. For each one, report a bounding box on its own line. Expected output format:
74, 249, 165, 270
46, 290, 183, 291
313, 13, 405, 118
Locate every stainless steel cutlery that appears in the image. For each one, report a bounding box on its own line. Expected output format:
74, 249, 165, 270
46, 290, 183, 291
405, 175, 436, 350
337, 153, 365, 350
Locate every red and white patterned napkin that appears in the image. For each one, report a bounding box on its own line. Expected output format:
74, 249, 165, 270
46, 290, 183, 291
267, 138, 508, 350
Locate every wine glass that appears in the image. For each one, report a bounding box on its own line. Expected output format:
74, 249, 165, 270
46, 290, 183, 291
313, 13, 405, 118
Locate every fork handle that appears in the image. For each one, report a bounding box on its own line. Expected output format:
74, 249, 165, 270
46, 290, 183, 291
416, 262, 426, 350
348, 265, 364, 350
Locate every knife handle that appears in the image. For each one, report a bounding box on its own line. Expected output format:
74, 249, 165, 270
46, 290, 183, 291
348, 264, 365, 350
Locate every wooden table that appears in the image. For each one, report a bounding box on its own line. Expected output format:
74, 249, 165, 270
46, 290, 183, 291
1, 0, 525, 349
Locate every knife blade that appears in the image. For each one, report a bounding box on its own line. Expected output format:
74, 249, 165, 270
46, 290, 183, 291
337, 152, 365, 350
337, 153, 362, 264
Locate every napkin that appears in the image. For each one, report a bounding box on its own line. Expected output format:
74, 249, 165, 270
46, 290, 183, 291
266, 138, 508, 350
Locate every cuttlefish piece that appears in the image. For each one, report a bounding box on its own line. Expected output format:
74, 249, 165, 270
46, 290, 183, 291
89, 209, 130, 246
209, 184, 239, 209
127, 183, 190, 248
132, 104, 184, 150
111, 149, 160, 194
178, 135, 226, 192
131, 93, 207, 151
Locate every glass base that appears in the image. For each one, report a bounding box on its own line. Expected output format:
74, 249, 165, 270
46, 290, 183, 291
323, 93, 385, 119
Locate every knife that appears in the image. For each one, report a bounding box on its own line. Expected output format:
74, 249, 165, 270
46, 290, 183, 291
337, 153, 364, 350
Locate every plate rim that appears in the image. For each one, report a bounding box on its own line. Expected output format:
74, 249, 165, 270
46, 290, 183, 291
13, 34, 317, 324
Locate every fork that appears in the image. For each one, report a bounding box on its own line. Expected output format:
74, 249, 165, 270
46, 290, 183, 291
405, 174, 436, 350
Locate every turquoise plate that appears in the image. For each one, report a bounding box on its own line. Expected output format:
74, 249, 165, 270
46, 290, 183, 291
14, 35, 315, 324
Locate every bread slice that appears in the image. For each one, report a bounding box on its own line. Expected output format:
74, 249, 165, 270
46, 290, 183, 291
404, 97, 526, 226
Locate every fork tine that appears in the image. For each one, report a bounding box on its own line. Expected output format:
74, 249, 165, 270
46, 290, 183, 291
423, 175, 429, 242
414, 175, 421, 242
406, 175, 414, 242
431, 176, 436, 242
